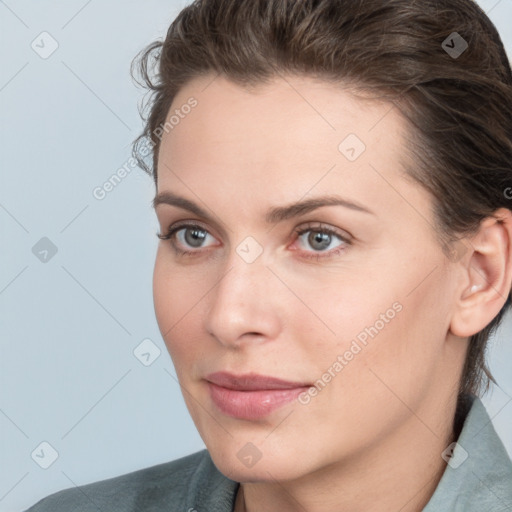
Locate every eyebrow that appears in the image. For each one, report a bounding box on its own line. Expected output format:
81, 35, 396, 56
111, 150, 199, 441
152, 191, 375, 224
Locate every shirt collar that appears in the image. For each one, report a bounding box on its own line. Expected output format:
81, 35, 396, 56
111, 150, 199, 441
423, 394, 512, 511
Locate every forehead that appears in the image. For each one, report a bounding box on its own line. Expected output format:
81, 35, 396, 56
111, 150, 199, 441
159, 74, 406, 173
156, 74, 429, 231
160, 74, 403, 161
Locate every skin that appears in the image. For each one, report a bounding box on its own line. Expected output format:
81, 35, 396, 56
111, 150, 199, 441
152, 73, 512, 512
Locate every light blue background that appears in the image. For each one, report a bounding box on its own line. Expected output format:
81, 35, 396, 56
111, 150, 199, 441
1, 1, 511, 511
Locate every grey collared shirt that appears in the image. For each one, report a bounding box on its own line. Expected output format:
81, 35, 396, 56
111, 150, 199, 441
423, 395, 512, 511
25, 395, 512, 511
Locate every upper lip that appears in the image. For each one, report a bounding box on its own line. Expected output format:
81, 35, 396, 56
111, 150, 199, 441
205, 371, 310, 391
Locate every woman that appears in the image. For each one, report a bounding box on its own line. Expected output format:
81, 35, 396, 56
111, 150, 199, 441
26, 0, 512, 510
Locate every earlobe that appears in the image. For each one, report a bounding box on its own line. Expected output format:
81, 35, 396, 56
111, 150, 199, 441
449, 208, 512, 338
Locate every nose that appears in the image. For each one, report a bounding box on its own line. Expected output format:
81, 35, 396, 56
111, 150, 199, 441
204, 250, 282, 348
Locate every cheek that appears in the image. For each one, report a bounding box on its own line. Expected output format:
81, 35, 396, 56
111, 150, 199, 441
329, 271, 452, 409
152, 253, 173, 333
309, 258, 451, 392
153, 252, 200, 356
153, 251, 201, 331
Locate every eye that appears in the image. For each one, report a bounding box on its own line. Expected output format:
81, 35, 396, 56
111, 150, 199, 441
292, 223, 351, 260
157, 222, 218, 255
157, 220, 351, 260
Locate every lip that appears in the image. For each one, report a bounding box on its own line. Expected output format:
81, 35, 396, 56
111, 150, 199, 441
205, 372, 311, 420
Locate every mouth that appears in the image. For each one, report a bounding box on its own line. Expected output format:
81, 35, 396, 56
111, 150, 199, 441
205, 371, 311, 420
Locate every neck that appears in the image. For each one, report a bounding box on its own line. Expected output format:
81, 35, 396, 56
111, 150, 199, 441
236, 392, 461, 512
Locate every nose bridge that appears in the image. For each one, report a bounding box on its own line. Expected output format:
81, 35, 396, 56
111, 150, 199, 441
204, 243, 280, 346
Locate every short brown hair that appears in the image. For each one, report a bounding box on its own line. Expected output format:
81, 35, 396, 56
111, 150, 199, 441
131, 0, 512, 397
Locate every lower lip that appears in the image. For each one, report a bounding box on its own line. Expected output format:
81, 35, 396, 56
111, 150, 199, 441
207, 382, 309, 420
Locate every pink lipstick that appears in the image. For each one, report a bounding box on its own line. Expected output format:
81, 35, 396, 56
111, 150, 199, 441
205, 372, 310, 420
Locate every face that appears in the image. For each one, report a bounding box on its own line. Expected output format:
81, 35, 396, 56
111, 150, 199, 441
152, 74, 462, 482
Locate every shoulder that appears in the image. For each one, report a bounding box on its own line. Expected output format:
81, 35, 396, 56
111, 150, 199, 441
24, 449, 238, 512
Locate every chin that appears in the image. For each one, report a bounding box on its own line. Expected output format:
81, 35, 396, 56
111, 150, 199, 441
206, 440, 313, 483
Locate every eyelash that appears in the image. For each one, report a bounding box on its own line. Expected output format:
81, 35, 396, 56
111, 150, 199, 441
156, 221, 352, 261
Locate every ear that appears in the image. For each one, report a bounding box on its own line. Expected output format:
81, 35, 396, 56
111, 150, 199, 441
450, 208, 512, 338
